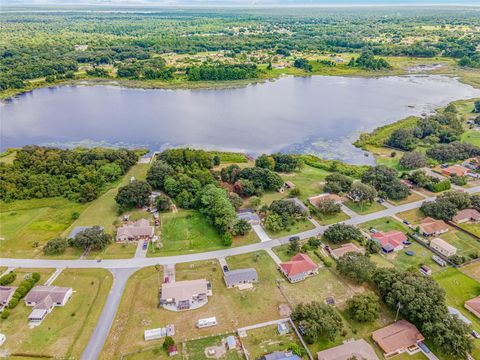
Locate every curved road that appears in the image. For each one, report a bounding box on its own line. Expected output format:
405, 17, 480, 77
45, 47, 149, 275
1, 185, 478, 359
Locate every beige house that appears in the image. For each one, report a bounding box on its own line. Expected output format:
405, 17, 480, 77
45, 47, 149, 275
317, 339, 379, 360
308, 193, 343, 208
419, 217, 449, 237
0, 286, 17, 312
453, 209, 480, 224
465, 295, 480, 319
25, 286, 73, 324
160, 279, 212, 311
116, 218, 154, 242
329, 243, 364, 260
372, 320, 424, 357
430, 237, 457, 257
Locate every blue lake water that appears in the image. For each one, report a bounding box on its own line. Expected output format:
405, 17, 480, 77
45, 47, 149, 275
1, 75, 479, 164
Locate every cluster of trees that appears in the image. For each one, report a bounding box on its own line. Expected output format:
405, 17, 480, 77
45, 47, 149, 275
255, 153, 303, 173
323, 173, 378, 206
117, 58, 174, 80
2, 272, 40, 319
293, 58, 312, 71
362, 165, 409, 201
348, 51, 391, 70
421, 191, 479, 221
398, 152, 427, 169
187, 64, 258, 81
427, 141, 480, 162
116, 180, 152, 211
405, 170, 451, 193
146, 149, 241, 241
264, 199, 306, 232
221, 164, 284, 197
346, 291, 381, 322
0, 272, 16, 286
323, 223, 364, 244
337, 252, 376, 283
44, 226, 112, 255
0, 146, 138, 203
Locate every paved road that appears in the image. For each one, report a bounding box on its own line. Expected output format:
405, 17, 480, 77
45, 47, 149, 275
80, 268, 138, 360
1, 185, 478, 360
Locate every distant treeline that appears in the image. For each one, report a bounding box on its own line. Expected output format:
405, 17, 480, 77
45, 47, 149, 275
187, 64, 259, 81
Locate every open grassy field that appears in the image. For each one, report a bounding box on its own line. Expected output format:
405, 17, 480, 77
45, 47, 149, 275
265, 219, 315, 239
148, 210, 259, 257
0, 269, 112, 359
314, 211, 350, 226
344, 200, 386, 215
9, 268, 55, 286
241, 324, 307, 360
433, 268, 480, 360
279, 165, 331, 201
388, 192, 425, 206
457, 222, 480, 237
461, 262, 480, 282
359, 216, 409, 233
102, 252, 288, 358
0, 198, 87, 258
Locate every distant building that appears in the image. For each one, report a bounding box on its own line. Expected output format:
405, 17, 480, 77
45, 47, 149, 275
285, 197, 309, 214
226, 335, 237, 350
463, 157, 480, 171
308, 193, 343, 208
116, 219, 154, 242
453, 209, 480, 224
223, 268, 258, 289
419, 217, 449, 237
68, 226, 103, 239
372, 320, 424, 357
465, 295, 480, 319
329, 243, 364, 260
160, 279, 212, 311
280, 253, 319, 283
372, 231, 407, 253
442, 165, 470, 177
261, 351, 300, 360
236, 210, 261, 225
25, 286, 73, 324
277, 322, 290, 335
168, 345, 178, 357
317, 339, 379, 360
0, 286, 17, 312
430, 237, 457, 257
284, 181, 296, 189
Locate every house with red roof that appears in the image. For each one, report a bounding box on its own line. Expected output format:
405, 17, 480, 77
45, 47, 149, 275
372, 230, 407, 253
279, 253, 319, 283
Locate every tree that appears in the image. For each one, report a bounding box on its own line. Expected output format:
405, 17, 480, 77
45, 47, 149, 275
163, 336, 175, 351
323, 173, 353, 194
222, 232, 233, 246
291, 302, 343, 343
474, 100, 480, 113
293, 58, 312, 72
115, 180, 152, 211
399, 152, 427, 169
221, 164, 241, 184
387, 128, 418, 151
366, 239, 381, 254
197, 184, 236, 233
231, 219, 251, 236
315, 199, 341, 215
420, 191, 472, 220
323, 224, 363, 244
228, 192, 243, 210
272, 153, 303, 172
156, 194, 171, 211
255, 154, 275, 170
146, 160, 175, 190
43, 237, 68, 255
337, 253, 376, 283
289, 237, 300, 253
362, 165, 409, 201
265, 213, 284, 232
346, 292, 381, 322
348, 182, 377, 204
69, 226, 112, 251
249, 196, 261, 209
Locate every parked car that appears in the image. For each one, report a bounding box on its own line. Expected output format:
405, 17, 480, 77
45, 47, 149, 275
164, 276, 170, 283
289, 236, 300, 242
377, 198, 385, 203
142, 241, 148, 250
418, 342, 430, 353
440, 163, 449, 169
472, 330, 480, 339
223, 265, 229, 272
370, 228, 379, 234
403, 220, 410, 225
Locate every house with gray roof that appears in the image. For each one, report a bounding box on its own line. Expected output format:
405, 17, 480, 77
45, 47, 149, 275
285, 197, 309, 215
0, 286, 17, 312
224, 268, 258, 288
68, 226, 104, 239
25, 286, 73, 324
236, 210, 261, 225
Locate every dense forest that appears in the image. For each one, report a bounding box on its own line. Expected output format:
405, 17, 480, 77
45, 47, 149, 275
0, 146, 138, 202
1, 7, 479, 92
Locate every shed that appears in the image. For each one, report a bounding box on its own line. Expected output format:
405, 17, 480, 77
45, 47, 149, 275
226, 335, 236, 350
277, 322, 290, 335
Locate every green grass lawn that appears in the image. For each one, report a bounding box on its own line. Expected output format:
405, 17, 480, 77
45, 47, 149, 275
462, 130, 480, 147
279, 165, 332, 201
186, 335, 244, 360
359, 217, 409, 233
438, 228, 480, 258
265, 219, 315, 239
0, 198, 87, 258
344, 200, 386, 215
0, 269, 112, 359
433, 268, 480, 360
148, 210, 259, 257
458, 222, 480, 237
314, 211, 350, 226
388, 192, 425, 206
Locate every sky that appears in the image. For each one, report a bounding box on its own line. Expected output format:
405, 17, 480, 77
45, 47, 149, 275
3, 0, 480, 6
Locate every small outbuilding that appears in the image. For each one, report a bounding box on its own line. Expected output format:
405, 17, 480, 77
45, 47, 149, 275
277, 322, 290, 335
226, 335, 237, 350
430, 237, 457, 257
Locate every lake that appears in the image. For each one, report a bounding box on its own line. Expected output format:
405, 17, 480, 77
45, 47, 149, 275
2, 75, 480, 164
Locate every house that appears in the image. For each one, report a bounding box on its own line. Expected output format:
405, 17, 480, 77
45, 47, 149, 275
280, 253, 319, 283
168, 345, 178, 357
285, 197, 309, 214
261, 351, 301, 360
419, 217, 449, 237
116, 218, 154, 242
0, 286, 17, 312
329, 243, 364, 260
372, 231, 407, 253
160, 279, 212, 311
465, 295, 480, 319
308, 193, 343, 208
430, 237, 457, 257
317, 339, 379, 360
372, 320, 425, 357
226, 335, 237, 350
442, 164, 470, 177
462, 157, 480, 171
453, 209, 480, 224
68, 226, 103, 239
277, 322, 290, 335
284, 181, 296, 189
236, 209, 261, 226
401, 179, 414, 189
224, 268, 258, 289
24, 286, 73, 324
